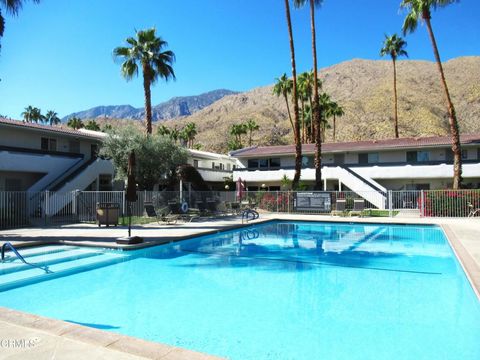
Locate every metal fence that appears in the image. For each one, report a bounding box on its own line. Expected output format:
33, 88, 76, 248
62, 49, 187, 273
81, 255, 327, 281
1, 189, 479, 230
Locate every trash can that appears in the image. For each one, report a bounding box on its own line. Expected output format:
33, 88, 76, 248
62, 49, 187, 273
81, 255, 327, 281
96, 202, 120, 227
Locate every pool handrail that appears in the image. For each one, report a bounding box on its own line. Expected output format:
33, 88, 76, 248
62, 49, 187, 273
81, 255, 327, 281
242, 209, 259, 223
1, 242, 53, 273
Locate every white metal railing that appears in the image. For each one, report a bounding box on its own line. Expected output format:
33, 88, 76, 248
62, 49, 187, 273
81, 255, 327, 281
1, 189, 479, 229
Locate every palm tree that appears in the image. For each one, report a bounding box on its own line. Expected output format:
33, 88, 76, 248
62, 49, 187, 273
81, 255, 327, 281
273, 73, 295, 135
67, 117, 84, 130
298, 72, 310, 143
157, 124, 171, 136
319, 93, 332, 142
230, 123, 247, 148
0, 0, 39, 53
169, 126, 180, 144
284, 0, 302, 189
401, 0, 462, 189
294, 0, 324, 189
327, 101, 344, 142
183, 122, 197, 148
44, 110, 60, 126
113, 28, 175, 135
245, 119, 260, 147
24, 106, 42, 123
21, 105, 35, 122
85, 120, 100, 131
380, 34, 408, 138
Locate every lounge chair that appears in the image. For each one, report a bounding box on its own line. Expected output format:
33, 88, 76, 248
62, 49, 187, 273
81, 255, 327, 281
349, 199, 367, 217
468, 202, 480, 217
331, 199, 347, 216
144, 204, 179, 225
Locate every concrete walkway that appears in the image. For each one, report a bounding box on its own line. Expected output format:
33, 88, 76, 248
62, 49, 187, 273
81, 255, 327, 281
0, 214, 479, 359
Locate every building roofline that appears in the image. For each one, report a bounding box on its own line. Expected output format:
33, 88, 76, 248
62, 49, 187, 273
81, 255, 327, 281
0, 118, 105, 140
232, 133, 480, 158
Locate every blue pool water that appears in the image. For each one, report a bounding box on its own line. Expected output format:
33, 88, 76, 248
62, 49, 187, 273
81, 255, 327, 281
1, 221, 480, 359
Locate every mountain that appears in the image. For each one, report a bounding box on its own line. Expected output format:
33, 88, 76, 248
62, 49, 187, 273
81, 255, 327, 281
163, 56, 480, 153
62, 89, 238, 121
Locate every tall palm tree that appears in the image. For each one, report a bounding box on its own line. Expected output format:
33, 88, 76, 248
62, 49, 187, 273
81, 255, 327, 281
183, 122, 197, 148
284, 0, 302, 189
230, 123, 247, 148
401, 0, 462, 189
327, 101, 344, 142
21, 105, 35, 122
169, 126, 180, 144
380, 34, 408, 139
273, 73, 295, 135
298, 72, 313, 143
44, 110, 60, 125
113, 28, 175, 135
67, 117, 84, 130
294, 0, 324, 189
319, 93, 332, 142
0, 0, 39, 53
245, 119, 260, 147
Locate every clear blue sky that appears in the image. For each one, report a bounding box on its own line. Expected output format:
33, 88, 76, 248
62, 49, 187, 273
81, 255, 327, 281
0, 0, 479, 118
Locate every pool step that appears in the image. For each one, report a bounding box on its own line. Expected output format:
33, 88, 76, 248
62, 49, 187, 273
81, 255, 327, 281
0, 248, 105, 275
2, 245, 74, 259
0, 251, 131, 292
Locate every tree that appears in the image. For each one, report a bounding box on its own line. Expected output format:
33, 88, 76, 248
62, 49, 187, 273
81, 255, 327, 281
326, 101, 344, 141
401, 0, 462, 189
102, 124, 113, 132
245, 119, 260, 147
294, 0, 324, 189
182, 122, 198, 148
380, 34, 408, 138
85, 120, 101, 131
21, 106, 42, 123
0, 0, 39, 53
157, 124, 171, 136
44, 110, 60, 126
99, 125, 188, 190
67, 117, 84, 130
169, 127, 180, 144
229, 123, 248, 149
319, 93, 332, 142
273, 73, 295, 136
284, 0, 302, 189
113, 28, 175, 135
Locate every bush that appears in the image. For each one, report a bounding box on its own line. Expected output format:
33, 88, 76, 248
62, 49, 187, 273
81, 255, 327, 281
421, 190, 480, 217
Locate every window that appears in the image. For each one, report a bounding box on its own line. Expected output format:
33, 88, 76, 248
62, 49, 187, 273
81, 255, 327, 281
211, 162, 216, 169
302, 156, 313, 168
69, 140, 80, 153
407, 151, 417, 163
359, 153, 368, 164
368, 153, 379, 164
407, 151, 429, 163
269, 158, 281, 168
5, 178, 22, 191
41, 138, 49, 151
259, 159, 268, 169
41, 137, 57, 151
193, 160, 199, 168
462, 149, 468, 160
248, 159, 259, 169
418, 151, 429, 162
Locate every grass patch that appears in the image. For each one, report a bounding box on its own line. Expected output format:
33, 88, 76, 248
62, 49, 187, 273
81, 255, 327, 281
364, 209, 398, 217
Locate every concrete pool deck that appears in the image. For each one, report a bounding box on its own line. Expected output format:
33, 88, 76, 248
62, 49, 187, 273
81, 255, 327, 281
0, 214, 479, 359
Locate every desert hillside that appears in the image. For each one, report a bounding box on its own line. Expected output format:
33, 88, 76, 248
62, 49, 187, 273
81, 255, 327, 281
164, 56, 480, 152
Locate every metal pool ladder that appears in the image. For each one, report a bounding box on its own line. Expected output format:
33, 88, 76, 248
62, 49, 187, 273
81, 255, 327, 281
1, 242, 52, 273
1, 242, 28, 264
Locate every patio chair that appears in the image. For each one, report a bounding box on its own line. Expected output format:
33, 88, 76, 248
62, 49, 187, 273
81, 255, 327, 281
331, 199, 347, 216
467, 202, 480, 218
349, 199, 367, 217
144, 204, 179, 225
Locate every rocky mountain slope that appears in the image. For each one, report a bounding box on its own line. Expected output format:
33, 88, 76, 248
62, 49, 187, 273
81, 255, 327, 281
62, 89, 238, 121
164, 56, 480, 153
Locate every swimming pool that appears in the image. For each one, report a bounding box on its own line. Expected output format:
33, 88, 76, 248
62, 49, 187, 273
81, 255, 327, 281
1, 221, 479, 359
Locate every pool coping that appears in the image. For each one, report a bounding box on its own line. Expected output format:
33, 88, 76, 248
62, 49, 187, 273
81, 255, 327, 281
441, 224, 480, 300
0, 306, 224, 359
1, 216, 479, 358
